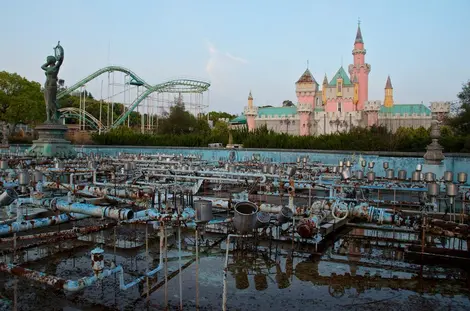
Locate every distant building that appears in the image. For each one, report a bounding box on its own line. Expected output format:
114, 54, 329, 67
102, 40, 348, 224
230, 22, 450, 135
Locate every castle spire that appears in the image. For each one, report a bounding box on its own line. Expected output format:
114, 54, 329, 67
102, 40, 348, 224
385, 75, 393, 89
355, 18, 363, 44
322, 73, 328, 85
384, 76, 394, 108
248, 90, 253, 100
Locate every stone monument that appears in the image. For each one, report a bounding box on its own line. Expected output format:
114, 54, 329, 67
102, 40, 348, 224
422, 118, 446, 178
424, 120, 445, 165
26, 42, 76, 158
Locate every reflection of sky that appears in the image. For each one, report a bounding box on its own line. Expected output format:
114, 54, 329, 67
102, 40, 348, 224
1, 229, 469, 310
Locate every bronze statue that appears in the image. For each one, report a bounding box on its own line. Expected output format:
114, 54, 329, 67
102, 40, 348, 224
41, 42, 64, 123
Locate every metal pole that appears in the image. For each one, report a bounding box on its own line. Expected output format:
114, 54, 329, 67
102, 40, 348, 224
99, 80, 103, 135
195, 228, 199, 309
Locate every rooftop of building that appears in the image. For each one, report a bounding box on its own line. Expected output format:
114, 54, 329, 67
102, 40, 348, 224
328, 66, 353, 87
379, 104, 431, 116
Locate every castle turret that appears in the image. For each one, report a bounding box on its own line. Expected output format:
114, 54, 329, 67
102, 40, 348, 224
322, 74, 328, 105
298, 102, 313, 136
348, 21, 371, 111
364, 100, 381, 127
430, 101, 451, 122
296, 68, 318, 108
244, 90, 258, 131
353, 75, 359, 106
384, 76, 394, 108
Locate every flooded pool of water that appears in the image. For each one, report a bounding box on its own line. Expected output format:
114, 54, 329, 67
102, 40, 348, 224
0, 225, 469, 311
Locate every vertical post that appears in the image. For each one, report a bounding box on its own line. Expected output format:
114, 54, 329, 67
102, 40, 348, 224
99, 80, 103, 135
195, 228, 199, 309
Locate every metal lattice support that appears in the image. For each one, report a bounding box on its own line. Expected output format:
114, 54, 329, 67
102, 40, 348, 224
57, 66, 211, 132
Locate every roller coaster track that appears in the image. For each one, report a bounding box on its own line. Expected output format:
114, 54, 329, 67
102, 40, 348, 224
56, 66, 211, 131
59, 107, 104, 130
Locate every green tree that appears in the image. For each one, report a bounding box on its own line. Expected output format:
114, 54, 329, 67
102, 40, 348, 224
158, 102, 198, 134
449, 80, 470, 134
206, 111, 236, 122
0, 71, 45, 129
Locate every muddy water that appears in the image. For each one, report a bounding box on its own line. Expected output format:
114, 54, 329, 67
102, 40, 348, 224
0, 228, 469, 311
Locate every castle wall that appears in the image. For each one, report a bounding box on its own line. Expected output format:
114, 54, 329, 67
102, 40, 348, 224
378, 115, 432, 133
325, 98, 355, 112
255, 117, 300, 135
325, 86, 354, 100
309, 111, 364, 135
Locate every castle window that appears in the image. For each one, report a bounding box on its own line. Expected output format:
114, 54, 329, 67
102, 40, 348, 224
337, 81, 342, 93
316, 97, 320, 106
337, 102, 342, 112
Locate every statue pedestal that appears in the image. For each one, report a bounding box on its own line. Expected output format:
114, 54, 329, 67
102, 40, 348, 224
26, 123, 76, 158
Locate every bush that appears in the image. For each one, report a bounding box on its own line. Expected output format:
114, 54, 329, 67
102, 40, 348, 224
91, 125, 470, 153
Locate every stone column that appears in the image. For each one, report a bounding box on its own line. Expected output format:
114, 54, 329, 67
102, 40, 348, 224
424, 120, 444, 165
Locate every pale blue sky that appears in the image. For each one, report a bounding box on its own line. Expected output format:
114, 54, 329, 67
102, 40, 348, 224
1, 0, 469, 114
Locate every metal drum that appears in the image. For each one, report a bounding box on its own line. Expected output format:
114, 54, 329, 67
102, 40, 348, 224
262, 165, 269, 174
32, 170, 43, 183
194, 200, 213, 224
368, 161, 375, 169
424, 172, 436, 182
0, 189, 18, 207
55, 161, 64, 169
332, 166, 338, 174
345, 160, 352, 167
286, 166, 297, 178
18, 171, 30, 186
355, 170, 364, 180
255, 211, 271, 228
427, 183, 439, 197
361, 160, 367, 168
254, 274, 268, 291
124, 162, 132, 172
268, 165, 277, 175
443, 171, 453, 182
341, 168, 351, 180
0, 160, 8, 170
366, 171, 375, 183
457, 172, 468, 184
277, 206, 293, 224
235, 269, 249, 290
398, 170, 407, 181
383, 162, 389, 169
446, 184, 459, 197
228, 165, 236, 173
233, 202, 258, 234
415, 164, 422, 172
411, 171, 421, 182
386, 169, 395, 180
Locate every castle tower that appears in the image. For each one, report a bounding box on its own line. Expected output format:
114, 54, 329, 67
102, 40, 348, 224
384, 76, 394, 108
353, 75, 359, 106
322, 74, 328, 105
296, 68, 318, 108
364, 100, 381, 127
298, 103, 313, 136
244, 90, 258, 131
348, 21, 371, 111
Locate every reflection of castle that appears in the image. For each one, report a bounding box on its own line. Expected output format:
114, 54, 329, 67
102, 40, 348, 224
230, 22, 450, 135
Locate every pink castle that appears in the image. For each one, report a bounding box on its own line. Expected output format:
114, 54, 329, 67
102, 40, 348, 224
232, 22, 450, 135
